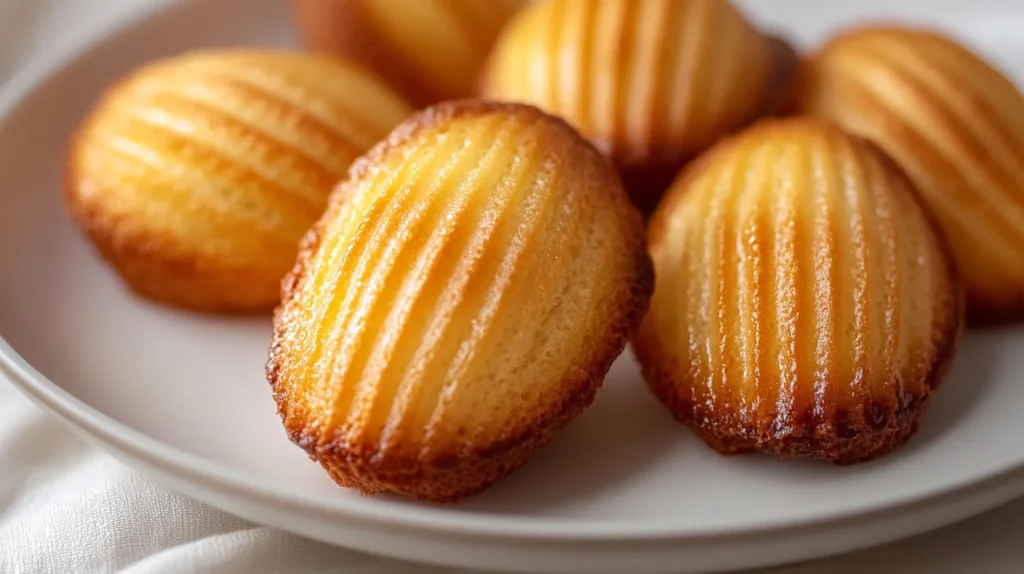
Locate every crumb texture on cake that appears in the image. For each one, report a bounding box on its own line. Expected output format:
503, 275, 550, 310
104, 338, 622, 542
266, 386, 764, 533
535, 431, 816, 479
64, 49, 413, 312
292, 0, 526, 106
482, 0, 796, 207
634, 118, 963, 463
268, 100, 652, 501
798, 26, 1024, 322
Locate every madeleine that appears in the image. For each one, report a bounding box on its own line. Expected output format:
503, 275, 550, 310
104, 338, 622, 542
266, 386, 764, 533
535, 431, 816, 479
268, 100, 652, 501
481, 0, 797, 210
634, 118, 963, 463
291, 0, 526, 107
798, 26, 1024, 323
65, 50, 413, 313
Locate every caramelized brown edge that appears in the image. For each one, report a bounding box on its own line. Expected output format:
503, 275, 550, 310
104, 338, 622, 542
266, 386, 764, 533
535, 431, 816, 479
63, 182, 282, 313
267, 98, 653, 501
634, 118, 965, 464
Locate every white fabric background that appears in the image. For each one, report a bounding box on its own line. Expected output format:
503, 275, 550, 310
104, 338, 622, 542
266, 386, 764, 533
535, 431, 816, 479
1, 0, 1024, 572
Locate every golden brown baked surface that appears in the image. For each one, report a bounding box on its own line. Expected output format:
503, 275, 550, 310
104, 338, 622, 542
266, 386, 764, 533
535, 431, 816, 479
798, 26, 1024, 323
634, 118, 963, 464
291, 0, 526, 107
481, 0, 797, 210
268, 99, 653, 501
65, 49, 413, 313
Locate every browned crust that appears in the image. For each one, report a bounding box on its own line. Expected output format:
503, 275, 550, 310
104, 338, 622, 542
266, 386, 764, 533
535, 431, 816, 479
267, 99, 653, 502
309, 268, 649, 501
633, 120, 965, 465
62, 79, 285, 314
635, 285, 960, 464
64, 192, 283, 313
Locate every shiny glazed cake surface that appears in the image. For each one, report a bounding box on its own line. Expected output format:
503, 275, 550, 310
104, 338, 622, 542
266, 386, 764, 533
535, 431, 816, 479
482, 0, 795, 207
634, 118, 963, 463
269, 100, 653, 501
799, 26, 1024, 322
65, 49, 413, 312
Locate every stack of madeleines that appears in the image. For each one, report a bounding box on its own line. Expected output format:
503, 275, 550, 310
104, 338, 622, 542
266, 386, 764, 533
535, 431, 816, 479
63, 0, 1024, 502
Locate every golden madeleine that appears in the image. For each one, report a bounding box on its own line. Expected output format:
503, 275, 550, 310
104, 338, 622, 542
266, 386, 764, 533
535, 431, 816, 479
65, 50, 413, 313
634, 118, 963, 464
481, 0, 797, 210
268, 100, 652, 501
291, 0, 526, 107
798, 27, 1024, 323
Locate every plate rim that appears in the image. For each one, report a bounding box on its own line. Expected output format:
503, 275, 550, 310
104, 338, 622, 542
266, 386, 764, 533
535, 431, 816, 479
2, 0, 1024, 545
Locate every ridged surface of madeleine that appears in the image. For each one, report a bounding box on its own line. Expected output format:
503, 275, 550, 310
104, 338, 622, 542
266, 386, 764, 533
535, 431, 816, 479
65, 50, 413, 312
798, 27, 1024, 323
291, 0, 526, 107
634, 118, 963, 463
268, 100, 652, 501
481, 0, 797, 209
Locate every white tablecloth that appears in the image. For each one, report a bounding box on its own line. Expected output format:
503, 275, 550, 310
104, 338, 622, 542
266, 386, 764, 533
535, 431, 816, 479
2, 1, 1023, 572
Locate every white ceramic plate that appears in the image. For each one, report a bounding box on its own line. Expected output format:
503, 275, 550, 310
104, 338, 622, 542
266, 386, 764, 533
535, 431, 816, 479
2, 1, 1024, 572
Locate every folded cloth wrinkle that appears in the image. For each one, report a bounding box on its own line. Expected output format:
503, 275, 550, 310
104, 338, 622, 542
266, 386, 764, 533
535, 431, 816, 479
118, 528, 454, 574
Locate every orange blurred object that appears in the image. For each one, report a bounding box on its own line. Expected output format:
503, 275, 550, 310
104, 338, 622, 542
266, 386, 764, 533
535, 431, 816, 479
290, 0, 526, 107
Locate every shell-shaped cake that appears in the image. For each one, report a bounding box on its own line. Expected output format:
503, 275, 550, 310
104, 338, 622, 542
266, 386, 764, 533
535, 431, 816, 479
798, 26, 1024, 323
291, 0, 526, 107
481, 0, 797, 210
634, 118, 963, 463
65, 50, 413, 313
268, 100, 652, 501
